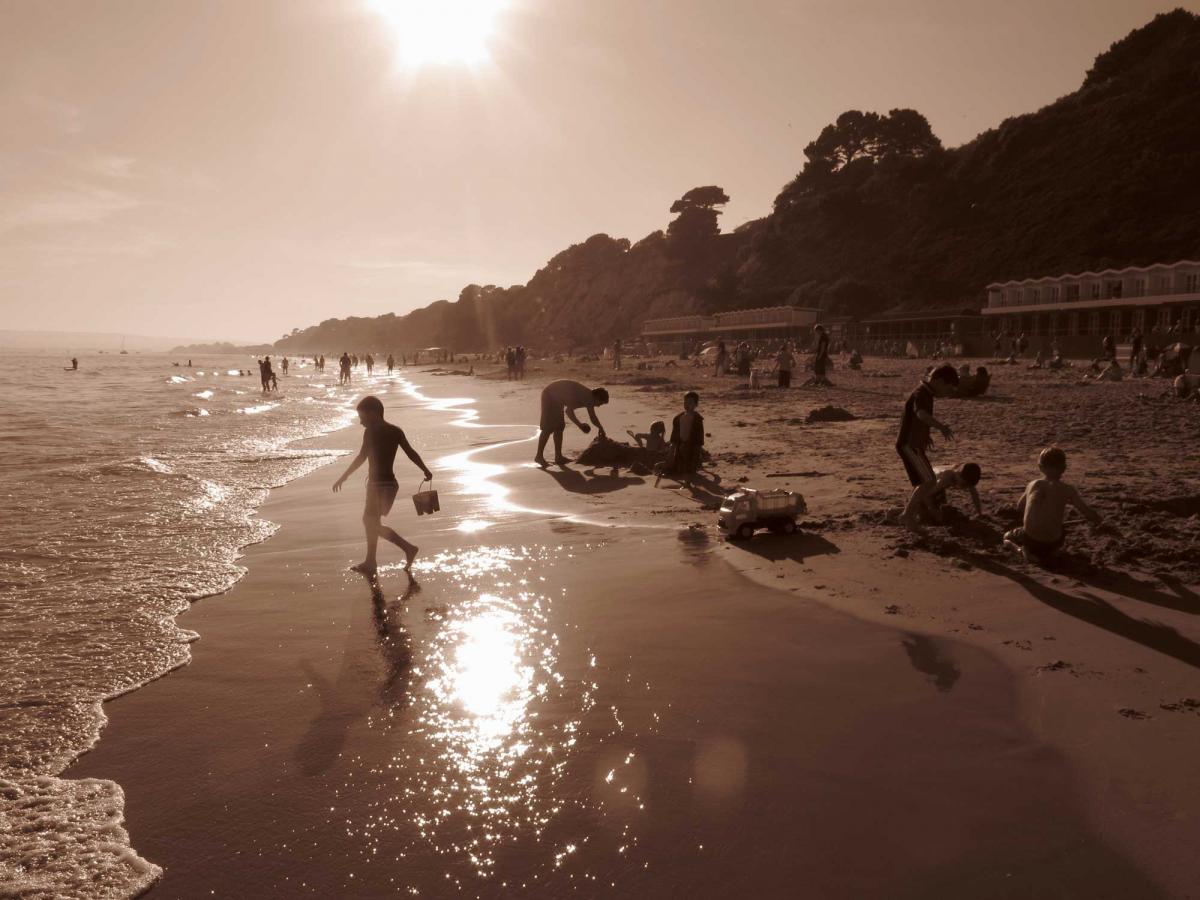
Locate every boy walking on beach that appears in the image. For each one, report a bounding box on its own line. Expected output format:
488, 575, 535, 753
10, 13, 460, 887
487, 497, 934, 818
1004, 447, 1101, 564
333, 395, 432, 577
896, 363, 959, 490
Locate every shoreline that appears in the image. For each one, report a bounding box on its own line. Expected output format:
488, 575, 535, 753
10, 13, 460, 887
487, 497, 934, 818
67, 365, 1199, 897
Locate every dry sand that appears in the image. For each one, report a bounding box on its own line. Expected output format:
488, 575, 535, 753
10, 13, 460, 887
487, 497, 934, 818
70, 358, 1200, 898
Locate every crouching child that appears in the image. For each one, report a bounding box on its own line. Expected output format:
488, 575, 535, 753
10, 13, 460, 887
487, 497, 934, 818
1003, 447, 1101, 565
902, 463, 982, 529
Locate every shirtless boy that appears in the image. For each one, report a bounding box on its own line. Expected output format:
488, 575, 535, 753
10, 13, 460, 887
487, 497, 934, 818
534, 380, 609, 467
1003, 447, 1101, 564
333, 395, 432, 577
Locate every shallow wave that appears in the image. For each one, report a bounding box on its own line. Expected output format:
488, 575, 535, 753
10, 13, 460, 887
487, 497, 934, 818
0, 353, 363, 897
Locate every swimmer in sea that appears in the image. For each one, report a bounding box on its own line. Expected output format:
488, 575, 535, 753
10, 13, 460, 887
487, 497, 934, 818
333, 395, 433, 578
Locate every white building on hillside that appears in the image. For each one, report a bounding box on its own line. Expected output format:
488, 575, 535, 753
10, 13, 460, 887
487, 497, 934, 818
983, 259, 1200, 337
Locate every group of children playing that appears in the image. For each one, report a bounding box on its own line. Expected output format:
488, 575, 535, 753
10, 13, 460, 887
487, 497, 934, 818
897, 363, 1102, 565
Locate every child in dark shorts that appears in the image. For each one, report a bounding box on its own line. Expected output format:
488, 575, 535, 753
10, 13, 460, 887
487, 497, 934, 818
895, 363, 959, 490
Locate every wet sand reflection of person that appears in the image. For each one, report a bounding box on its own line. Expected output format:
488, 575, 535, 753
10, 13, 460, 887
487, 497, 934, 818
371, 579, 414, 707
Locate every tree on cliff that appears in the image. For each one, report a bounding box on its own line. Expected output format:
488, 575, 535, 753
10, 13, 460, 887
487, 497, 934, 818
774, 108, 941, 208
667, 185, 729, 251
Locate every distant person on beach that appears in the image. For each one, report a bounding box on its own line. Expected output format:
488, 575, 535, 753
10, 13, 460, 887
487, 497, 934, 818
505, 347, 516, 380
1102, 334, 1115, 361
387, 354, 395, 374
612, 339, 622, 371
281, 357, 289, 375
332, 395, 432, 578
259, 357, 274, 392
70, 357, 78, 370
516, 346, 527, 379
849, 348, 863, 370
339, 352, 352, 385
365, 354, 375, 375
1082, 359, 1123, 382
896, 363, 959, 491
804, 324, 832, 387
1003, 447, 1101, 564
1130, 328, 1143, 369
534, 380, 609, 467
270, 372, 278, 391
666, 391, 704, 488
901, 463, 982, 530
774, 342, 794, 388
714, 340, 728, 377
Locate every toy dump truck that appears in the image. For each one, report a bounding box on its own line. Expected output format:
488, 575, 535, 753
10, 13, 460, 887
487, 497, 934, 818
718, 488, 807, 540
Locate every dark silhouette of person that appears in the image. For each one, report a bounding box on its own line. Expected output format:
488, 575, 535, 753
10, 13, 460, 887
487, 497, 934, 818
332, 395, 432, 578
535, 380, 608, 467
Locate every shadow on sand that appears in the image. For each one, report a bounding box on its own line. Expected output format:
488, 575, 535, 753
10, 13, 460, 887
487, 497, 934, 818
294, 578, 415, 776
544, 465, 645, 494
732, 531, 841, 564
969, 556, 1200, 670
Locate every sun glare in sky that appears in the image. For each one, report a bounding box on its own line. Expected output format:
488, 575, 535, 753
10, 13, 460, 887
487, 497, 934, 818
365, 0, 508, 69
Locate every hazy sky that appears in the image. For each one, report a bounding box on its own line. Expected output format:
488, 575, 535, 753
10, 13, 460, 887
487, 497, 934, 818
1, 0, 1192, 342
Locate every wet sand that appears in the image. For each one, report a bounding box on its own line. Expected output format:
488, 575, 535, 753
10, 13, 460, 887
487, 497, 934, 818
70, 367, 1197, 897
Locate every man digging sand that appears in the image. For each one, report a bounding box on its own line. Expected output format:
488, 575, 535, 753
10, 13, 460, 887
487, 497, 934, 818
534, 379, 609, 467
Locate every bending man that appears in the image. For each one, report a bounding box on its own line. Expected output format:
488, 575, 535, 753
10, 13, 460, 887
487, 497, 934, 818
535, 380, 609, 467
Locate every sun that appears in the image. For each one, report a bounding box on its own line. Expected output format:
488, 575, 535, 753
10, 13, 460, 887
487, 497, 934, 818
366, 0, 508, 69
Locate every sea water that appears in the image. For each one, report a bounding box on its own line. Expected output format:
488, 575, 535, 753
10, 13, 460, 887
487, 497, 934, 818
0, 352, 375, 897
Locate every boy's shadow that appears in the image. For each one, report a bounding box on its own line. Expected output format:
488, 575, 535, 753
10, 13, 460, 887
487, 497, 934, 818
968, 555, 1200, 669
372, 579, 415, 707
657, 470, 727, 506
545, 466, 644, 494
293, 577, 415, 777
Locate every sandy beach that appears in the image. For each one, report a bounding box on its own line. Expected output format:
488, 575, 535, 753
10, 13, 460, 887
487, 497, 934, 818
69, 360, 1200, 898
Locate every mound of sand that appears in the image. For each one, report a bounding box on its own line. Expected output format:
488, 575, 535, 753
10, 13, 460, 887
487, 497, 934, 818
575, 436, 663, 468
805, 405, 857, 424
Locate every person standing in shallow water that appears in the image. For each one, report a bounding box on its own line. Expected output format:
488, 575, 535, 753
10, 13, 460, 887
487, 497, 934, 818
333, 395, 432, 578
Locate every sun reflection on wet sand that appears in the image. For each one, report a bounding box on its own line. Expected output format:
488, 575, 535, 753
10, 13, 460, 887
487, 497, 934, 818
347, 547, 600, 881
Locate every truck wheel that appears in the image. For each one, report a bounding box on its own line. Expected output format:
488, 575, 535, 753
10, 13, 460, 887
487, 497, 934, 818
736, 523, 755, 540
782, 519, 797, 535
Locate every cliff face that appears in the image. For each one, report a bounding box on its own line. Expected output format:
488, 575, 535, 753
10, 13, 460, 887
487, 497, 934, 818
278, 10, 1200, 354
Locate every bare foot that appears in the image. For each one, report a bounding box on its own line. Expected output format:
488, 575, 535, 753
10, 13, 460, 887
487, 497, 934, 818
351, 561, 377, 576
554, 456, 571, 466
404, 545, 419, 571
534, 456, 548, 468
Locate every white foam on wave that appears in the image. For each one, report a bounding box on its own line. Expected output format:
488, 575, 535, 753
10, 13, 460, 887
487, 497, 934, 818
193, 390, 214, 400
0, 775, 162, 899
167, 375, 189, 384
137, 456, 174, 474
236, 403, 276, 415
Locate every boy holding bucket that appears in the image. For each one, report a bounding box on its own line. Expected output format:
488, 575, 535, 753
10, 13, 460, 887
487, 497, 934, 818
333, 395, 433, 577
